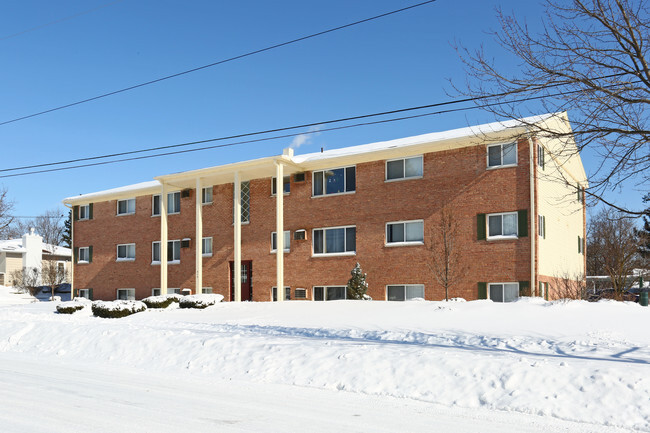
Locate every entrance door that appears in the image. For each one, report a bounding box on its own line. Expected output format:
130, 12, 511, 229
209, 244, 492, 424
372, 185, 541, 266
229, 260, 253, 301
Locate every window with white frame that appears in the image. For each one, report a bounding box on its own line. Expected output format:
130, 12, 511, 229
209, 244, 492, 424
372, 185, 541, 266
578, 236, 585, 254
79, 204, 90, 220
116, 288, 135, 300
488, 283, 519, 302
168, 240, 181, 262
487, 142, 517, 168
117, 198, 136, 215
233, 181, 250, 223
313, 167, 355, 196
78, 247, 90, 263
116, 243, 135, 261
386, 156, 423, 181
387, 284, 424, 301
152, 288, 161, 296
167, 288, 181, 295
152, 195, 161, 216
487, 212, 518, 239
272, 286, 291, 301
152, 242, 160, 263
168, 191, 181, 214
537, 144, 545, 169
313, 286, 347, 301
386, 220, 424, 245
313, 226, 356, 255
538, 215, 546, 239
78, 289, 91, 299
202, 287, 213, 294
202, 187, 213, 204
202, 237, 213, 256
271, 176, 290, 195
271, 231, 290, 252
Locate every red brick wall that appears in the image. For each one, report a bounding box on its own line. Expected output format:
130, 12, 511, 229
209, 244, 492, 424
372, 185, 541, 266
73, 138, 534, 302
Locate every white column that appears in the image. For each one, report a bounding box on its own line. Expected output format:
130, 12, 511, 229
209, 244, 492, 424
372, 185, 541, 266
234, 172, 242, 302
195, 178, 203, 295
69, 205, 75, 299
160, 183, 168, 295
275, 162, 285, 301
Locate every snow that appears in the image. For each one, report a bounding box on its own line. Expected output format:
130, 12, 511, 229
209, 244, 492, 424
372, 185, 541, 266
0, 292, 648, 432
0, 285, 36, 305
63, 180, 161, 203
292, 113, 556, 164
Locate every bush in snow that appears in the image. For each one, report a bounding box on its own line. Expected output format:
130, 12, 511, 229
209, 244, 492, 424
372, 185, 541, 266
56, 301, 86, 314
92, 300, 147, 318
346, 262, 369, 300
142, 295, 181, 309
179, 294, 224, 309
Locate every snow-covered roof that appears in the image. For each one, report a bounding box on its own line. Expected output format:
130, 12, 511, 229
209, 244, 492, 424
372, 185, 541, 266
293, 113, 556, 164
63, 180, 161, 204
44, 245, 71, 257
0, 239, 26, 253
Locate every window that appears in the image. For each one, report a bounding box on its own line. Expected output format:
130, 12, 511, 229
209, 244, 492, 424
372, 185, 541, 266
79, 204, 90, 220
313, 286, 347, 301
167, 288, 181, 295
152, 195, 161, 216
487, 212, 518, 239
116, 289, 135, 300
202, 237, 213, 256
538, 215, 546, 239
578, 236, 585, 254
202, 287, 212, 294
117, 198, 135, 215
233, 181, 250, 223
272, 286, 291, 301
202, 187, 213, 204
386, 220, 424, 245
313, 166, 355, 196
168, 191, 181, 214
77, 289, 92, 299
386, 156, 423, 181
488, 283, 519, 302
77, 247, 90, 263
152, 242, 160, 263
152, 288, 161, 296
271, 176, 291, 195
577, 185, 584, 202
313, 226, 356, 255
168, 240, 181, 262
537, 144, 545, 169
387, 284, 425, 301
271, 231, 291, 252
487, 142, 517, 168
117, 243, 135, 261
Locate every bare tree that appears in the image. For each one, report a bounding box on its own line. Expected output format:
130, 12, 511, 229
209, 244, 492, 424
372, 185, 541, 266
588, 207, 641, 297
456, 0, 650, 215
41, 260, 69, 301
0, 187, 15, 238
427, 208, 465, 301
10, 208, 66, 246
554, 270, 589, 300
10, 268, 40, 296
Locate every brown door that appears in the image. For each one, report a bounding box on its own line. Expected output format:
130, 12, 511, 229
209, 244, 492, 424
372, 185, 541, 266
229, 260, 253, 301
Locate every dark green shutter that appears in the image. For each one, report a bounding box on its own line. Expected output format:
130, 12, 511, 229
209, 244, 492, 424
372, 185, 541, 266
88, 288, 94, 300
74, 247, 78, 263
88, 245, 93, 263
477, 214, 486, 240
517, 210, 528, 237
89, 203, 94, 220
519, 281, 530, 297
545, 285, 550, 301
73, 205, 79, 221
478, 282, 487, 299
542, 216, 546, 238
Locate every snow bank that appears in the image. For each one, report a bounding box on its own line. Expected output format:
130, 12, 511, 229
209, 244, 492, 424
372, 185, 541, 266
0, 285, 36, 305
0, 299, 648, 431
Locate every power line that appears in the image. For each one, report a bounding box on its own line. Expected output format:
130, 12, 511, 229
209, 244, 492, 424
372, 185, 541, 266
0, 83, 617, 179
0, 0, 125, 42
0, 72, 629, 175
0, 0, 439, 127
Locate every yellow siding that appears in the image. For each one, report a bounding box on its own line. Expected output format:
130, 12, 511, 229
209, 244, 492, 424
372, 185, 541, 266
4, 254, 24, 286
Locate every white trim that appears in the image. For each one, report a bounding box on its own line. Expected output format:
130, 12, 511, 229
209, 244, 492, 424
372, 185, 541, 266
311, 225, 356, 256
386, 284, 425, 301
271, 175, 291, 196
152, 195, 161, 217
116, 243, 136, 261
151, 241, 160, 264
487, 282, 520, 303
385, 220, 424, 245
384, 155, 423, 182
202, 237, 213, 257
116, 288, 135, 300
167, 191, 181, 215
116, 198, 136, 216
486, 211, 519, 240
78, 204, 90, 220
486, 141, 518, 169
201, 186, 213, 205
312, 285, 347, 301
270, 231, 291, 253
311, 165, 356, 197
77, 246, 90, 264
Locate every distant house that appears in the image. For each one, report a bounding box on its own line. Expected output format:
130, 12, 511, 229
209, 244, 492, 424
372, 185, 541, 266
0, 229, 71, 286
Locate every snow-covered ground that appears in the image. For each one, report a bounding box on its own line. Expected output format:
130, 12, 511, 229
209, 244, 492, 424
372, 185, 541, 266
0, 287, 648, 432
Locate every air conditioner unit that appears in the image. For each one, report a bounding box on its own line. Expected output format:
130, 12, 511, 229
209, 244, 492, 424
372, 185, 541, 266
181, 238, 191, 248
181, 189, 191, 198
294, 229, 306, 240
293, 172, 306, 182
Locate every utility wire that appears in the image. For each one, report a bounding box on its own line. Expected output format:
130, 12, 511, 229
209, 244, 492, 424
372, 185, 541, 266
0, 0, 438, 127
0, 72, 628, 174
1, 82, 629, 179
0, 0, 125, 42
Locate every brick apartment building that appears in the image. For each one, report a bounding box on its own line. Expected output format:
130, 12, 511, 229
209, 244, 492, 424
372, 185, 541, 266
63, 113, 587, 303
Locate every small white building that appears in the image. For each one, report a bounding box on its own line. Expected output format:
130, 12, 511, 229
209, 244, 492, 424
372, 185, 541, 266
0, 229, 71, 286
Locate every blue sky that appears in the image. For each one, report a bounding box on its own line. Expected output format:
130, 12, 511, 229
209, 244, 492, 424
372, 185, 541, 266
0, 0, 644, 220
